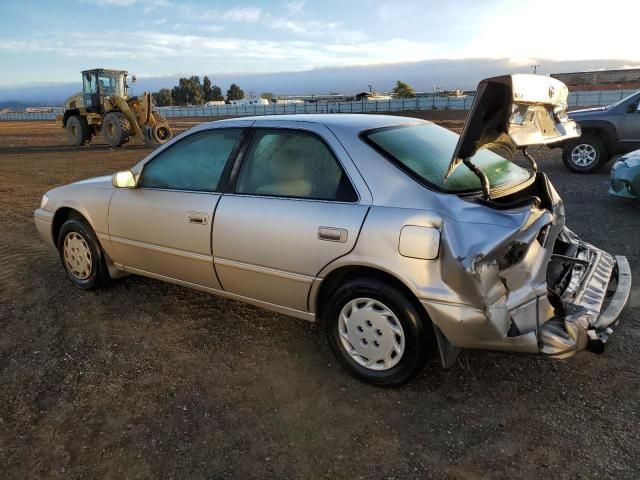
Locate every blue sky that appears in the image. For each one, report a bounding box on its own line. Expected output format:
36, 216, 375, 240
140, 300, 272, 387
1, 0, 639, 88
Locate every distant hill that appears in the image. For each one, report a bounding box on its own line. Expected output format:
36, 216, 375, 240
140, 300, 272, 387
1, 57, 637, 107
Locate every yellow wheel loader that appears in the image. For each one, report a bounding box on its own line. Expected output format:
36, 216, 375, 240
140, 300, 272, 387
57, 69, 173, 147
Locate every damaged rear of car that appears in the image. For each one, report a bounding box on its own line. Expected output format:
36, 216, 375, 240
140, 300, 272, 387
443, 75, 630, 361
358, 74, 631, 371
437, 74, 631, 363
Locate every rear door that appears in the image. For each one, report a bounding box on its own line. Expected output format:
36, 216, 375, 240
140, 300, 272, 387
108, 127, 245, 289
212, 121, 371, 313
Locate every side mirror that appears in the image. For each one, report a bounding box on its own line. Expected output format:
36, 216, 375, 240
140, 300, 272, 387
112, 170, 137, 188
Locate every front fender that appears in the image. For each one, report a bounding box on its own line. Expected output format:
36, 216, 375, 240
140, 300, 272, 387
574, 119, 619, 151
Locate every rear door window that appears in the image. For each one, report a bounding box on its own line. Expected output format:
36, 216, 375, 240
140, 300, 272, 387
235, 129, 358, 202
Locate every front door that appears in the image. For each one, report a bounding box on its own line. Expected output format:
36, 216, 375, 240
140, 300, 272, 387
618, 96, 640, 147
82, 71, 99, 111
108, 127, 245, 289
212, 124, 370, 313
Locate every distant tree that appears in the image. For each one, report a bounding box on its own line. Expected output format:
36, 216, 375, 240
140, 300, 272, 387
260, 92, 274, 100
227, 83, 245, 101
171, 76, 204, 106
211, 85, 224, 101
203, 76, 214, 102
152, 88, 172, 106
392, 80, 415, 98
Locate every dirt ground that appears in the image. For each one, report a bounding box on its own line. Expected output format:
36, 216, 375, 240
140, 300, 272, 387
0, 112, 639, 480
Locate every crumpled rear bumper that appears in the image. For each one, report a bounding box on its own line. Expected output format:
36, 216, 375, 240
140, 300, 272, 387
540, 237, 631, 358
586, 255, 631, 351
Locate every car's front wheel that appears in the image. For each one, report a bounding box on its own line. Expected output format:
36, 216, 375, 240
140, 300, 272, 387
57, 217, 110, 290
562, 135, 608, 173
325, 278, 434, 386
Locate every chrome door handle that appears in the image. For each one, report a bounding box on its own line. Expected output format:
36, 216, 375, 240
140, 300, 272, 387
187, 211, 208, 225
318, 226, 347, 243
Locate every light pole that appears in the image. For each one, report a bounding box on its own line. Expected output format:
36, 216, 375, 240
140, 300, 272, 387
530, 64, 540, 74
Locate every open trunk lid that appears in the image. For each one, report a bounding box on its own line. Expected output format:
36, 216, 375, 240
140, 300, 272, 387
445, 74, 581, 197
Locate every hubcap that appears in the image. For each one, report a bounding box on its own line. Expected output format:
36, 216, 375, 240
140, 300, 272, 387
338, 298, 405, 371
571, 143, 597, 167
63, 232, 92, 280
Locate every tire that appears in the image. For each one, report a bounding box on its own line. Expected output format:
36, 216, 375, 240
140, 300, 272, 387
66, 115, 90, 146
57, 217, 110, 290
325, 278, 434, 387
562, 135, 608, 173
150, 113, 173, 145
102, 112, 131, 147
151, 123, 173, 144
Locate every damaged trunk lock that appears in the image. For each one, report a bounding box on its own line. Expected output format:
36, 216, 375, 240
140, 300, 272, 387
436, 75, 631, 366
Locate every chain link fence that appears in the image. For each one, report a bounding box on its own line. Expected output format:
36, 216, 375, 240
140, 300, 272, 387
1, 88, 638, 121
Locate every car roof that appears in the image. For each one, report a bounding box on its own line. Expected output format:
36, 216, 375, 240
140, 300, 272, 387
208, 114, 430, 131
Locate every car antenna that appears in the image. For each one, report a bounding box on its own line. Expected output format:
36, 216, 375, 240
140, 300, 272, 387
462, 157, 491, 200
522, 147, 538, 173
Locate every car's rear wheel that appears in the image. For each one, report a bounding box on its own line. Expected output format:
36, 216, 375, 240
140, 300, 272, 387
325, 278, 433, 386
562, 135, 608, 173
57, 217, 110, 290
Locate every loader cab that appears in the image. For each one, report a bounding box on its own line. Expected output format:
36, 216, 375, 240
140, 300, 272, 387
81, 69, 128, 112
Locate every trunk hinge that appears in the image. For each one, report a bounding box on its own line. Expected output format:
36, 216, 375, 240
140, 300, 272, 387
463, 157, 492, 200
523, 147, 538, 173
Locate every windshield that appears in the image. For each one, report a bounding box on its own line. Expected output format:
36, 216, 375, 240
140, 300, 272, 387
362, 123, 531, 193
97, 72, 126, 96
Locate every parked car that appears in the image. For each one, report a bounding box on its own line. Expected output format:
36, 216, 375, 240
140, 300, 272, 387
34, 75, 631, 386
610, 148, 640, 199
560, 90, 640, 173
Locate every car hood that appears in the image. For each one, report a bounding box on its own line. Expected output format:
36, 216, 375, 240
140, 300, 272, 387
620, 148, 640, 167
72, 175, 113, 188
568, 106, 607, 115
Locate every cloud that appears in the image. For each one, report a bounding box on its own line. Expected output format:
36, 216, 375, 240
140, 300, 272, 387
87, 0, 174, 12
142, 0, 173, 14
94, 0, 137, 5
0, 30, 443, 71
221, 6, 262, 22
286, 1, 306, 13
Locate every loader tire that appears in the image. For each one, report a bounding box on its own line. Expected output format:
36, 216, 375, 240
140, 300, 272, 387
66, 115, 90, 146
151, 123, 173, 144
144, 123, 173, 146
102, 112, 131, 147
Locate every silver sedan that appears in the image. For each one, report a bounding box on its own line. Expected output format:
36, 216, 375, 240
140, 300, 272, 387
35, 75, 631, 386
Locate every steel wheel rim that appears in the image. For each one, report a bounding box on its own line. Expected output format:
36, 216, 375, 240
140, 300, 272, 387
338, 297, 405, 371
106, 122, 116, 138
571, 144, 597, 167
70, 124, 78, 138
63, 232, 92, 280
